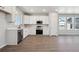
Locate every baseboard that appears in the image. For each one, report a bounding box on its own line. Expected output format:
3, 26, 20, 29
0, 44, 7, 48
49, 35, 58, 37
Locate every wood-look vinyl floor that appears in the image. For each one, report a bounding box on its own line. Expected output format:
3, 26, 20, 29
1, 35, 79, 52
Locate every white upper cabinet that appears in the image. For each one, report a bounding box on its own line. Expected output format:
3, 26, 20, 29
40, 16, 49, 24
36, 16, 49, 24
23, 15, 30, 24
30, 16, 36, 24
23, 15, 49, 24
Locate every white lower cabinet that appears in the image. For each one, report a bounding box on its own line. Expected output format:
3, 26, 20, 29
23, 28, 29, 38
6, 30, 17, 45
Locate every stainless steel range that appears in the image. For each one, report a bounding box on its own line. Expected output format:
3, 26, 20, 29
36, 20, 43, 35
36, 21, 43, 35
36, 26, 43, 35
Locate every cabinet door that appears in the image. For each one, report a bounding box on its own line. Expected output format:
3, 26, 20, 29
23, 29, 29, 38
23, 15, 30, 24
42, 16, 45, 24
30, 16, 36, 24
33, 16, 37, 24
30, 16, 33, 24
41, 16, 48, 24
7, 30, 17, 45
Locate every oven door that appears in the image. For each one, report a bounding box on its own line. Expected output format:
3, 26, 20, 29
36, 30, 43, 35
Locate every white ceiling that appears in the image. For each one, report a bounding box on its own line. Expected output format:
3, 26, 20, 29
18, 6, 79, 15
18, 6, 57, 15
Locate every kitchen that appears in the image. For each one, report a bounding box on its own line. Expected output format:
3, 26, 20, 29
0, 6, 57, 48
1, 6, 79, 52
0, 6, 24, 47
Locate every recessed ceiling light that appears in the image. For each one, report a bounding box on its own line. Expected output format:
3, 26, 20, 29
42, 9, 47, 12
30, 9, 34, 12
55, 9, 58, 12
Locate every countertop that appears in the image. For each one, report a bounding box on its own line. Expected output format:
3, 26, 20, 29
7, 28, 23, 30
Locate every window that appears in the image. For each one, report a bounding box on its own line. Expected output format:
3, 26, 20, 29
66, 16, 74, 30
59, 15, 79, 31
59, 16, 66, 30
74, 16, 79, 30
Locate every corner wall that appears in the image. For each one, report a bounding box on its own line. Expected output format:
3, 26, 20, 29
49, 12, 58, 36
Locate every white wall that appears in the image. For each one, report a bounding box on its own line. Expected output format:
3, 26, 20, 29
0, 11, 7, 48
49, 12, 58, 36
